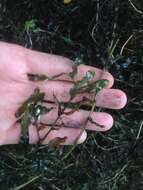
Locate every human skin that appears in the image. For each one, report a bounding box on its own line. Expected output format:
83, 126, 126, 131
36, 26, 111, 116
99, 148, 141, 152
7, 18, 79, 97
0, 41, 127, 145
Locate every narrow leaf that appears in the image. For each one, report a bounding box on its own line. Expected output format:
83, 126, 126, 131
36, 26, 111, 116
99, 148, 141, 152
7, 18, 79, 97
48, 136, 67, 147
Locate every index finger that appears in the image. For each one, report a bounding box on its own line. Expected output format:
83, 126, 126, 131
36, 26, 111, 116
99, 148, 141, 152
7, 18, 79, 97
25, 48, 114, 88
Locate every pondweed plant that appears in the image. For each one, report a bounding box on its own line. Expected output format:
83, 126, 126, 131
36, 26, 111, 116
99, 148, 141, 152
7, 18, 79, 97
16, 57, 108, 146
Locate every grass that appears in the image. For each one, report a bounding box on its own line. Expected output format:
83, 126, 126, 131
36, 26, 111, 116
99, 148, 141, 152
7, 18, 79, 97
0, 0, 143, 189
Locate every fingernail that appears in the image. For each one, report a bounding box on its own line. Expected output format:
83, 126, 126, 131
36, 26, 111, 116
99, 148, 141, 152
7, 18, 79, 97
77, 130, 87, 144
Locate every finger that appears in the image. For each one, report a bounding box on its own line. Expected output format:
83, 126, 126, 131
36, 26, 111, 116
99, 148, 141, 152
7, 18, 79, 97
0, 121, 86, 145
38, 127, 87, 145
75, 65, 114, 88
96, 89, 127, 109
39, 81, 127, 109
40, 105, 113, 132
28, 123, 87, 145
29, 125, 40, 144
26, 49, 114, 87
0, 123, 21, 145
2, 123, 86, 145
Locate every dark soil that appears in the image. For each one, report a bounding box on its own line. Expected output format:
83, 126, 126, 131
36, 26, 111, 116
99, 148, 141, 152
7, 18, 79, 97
0, 0, 143, 190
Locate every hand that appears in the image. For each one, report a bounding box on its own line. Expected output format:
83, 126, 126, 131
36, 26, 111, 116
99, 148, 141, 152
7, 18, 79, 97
0, 42, 127, 145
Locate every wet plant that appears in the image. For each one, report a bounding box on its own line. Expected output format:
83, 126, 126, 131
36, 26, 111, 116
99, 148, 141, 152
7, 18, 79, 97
16, 57, 108, 146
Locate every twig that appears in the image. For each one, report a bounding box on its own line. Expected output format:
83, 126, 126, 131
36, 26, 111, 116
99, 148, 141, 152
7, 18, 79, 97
135, 120, 143, 145
14, 174, 42, 190
73, 96, 96, 144
120, 34, 134, 56
128, 0, 143, 14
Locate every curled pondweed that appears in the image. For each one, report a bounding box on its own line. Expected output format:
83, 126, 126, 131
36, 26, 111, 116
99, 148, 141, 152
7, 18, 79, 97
16, 88, 53, 144
16, 60, 109, 145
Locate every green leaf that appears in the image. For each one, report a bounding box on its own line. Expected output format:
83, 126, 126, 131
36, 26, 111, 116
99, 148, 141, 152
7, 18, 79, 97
15, 88, 45, 118
20, 115, 30, 136
63, 0, 72, 4
16, 88, 47, 144
48, 136, 67, 147
27, 73, 48, 81
24, 20, 36, 33
85, 79, 108, 93
27, 72, 68, 81
70, 56, 83, 79
30, 105, 53, 124
90, 79, 109, 93
70, 69, 96, 98
70, 79, 88, 98
61, 36, 74, 45
84, 70, 95, 81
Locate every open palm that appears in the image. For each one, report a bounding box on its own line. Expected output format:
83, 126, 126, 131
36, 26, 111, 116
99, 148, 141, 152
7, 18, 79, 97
0, 42, 127, 145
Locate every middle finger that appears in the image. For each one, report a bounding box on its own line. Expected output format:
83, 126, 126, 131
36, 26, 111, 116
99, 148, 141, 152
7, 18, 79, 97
38, 81, 127, 109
